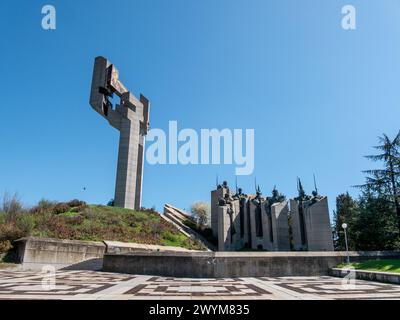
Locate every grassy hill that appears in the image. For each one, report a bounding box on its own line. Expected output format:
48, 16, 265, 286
0, 199, 205, 258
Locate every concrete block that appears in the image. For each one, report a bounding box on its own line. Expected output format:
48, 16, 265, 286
103, 251, 400, 278
290, 197, 333, 251
15, 237, 106, 270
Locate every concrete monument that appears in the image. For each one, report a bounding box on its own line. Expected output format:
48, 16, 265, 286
217, 191, 243, 251
211, 181, 229, 238
249, 187, 266, 250
89, 56, 150, 210
290, 179, 334, 251
211, 179, 333, 252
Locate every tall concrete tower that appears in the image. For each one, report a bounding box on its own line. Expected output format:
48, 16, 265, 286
89, 56, 150, 210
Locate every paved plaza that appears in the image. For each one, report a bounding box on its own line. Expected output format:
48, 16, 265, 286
0, 270, 400, 300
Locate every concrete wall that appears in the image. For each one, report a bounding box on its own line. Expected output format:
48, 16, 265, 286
330, 268, 400, 285
14, 237, 202, 270
104, 241, 203, 254
15, 237, 106, 270
102, 251, 400, 278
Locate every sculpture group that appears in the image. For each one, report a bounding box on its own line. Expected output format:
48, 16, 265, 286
211, 179, 334, 251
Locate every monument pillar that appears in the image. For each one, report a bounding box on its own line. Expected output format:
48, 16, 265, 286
211, 182, 229, 237
270, 201, 291, 251
290, 197, 334, 251
89, 56, 150, 210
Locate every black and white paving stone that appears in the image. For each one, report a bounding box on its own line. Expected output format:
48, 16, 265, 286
0, 270, 399, 300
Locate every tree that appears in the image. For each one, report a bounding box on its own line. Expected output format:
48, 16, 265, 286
1, 192, 23, 222
333, 193, 359, 250
190, 202, 210, 230
354, 188, 400, 250
358, 131, 400, 233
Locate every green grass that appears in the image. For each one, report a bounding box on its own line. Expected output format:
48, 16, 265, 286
337, 259, 400, 273
161, 231, 191, 247
0, 204, 205, 254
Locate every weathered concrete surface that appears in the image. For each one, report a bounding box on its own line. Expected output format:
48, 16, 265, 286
211, 183, 334, 252
89, 56, 150, 210
270, 202, 291, 251
291, 197, 334, 251
103, 251, 400, 278
330, 267, 400, 285
104, 240, 203, 254
211, 188, 228, 238
14, 237, 204, 270
218, 204, 243, 251
15, 237, 106, 270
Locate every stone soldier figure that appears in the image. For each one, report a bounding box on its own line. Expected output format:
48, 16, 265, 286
251, 186, 264, 237
233, 187, 247, 238
295, 178, 311, 246
264, 186, 286, 242
219, 193, 237, 241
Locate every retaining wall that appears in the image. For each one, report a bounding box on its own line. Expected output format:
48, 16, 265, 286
14, 237, 202, 270
330, 268, 400, 285
102, 251, 400, 278
15, 237, 106, 270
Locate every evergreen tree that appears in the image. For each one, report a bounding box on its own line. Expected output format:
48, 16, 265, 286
354, 188, 400, 250
358, 131, 400, 233
333, 193, 359, 250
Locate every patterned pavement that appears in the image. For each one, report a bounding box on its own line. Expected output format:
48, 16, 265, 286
0, 270, 400, 300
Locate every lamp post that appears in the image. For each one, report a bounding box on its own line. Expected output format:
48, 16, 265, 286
342, 223, 350, 265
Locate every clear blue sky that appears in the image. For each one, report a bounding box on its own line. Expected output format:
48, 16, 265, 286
1, 0, 399, 220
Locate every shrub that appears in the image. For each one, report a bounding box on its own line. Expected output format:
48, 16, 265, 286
35, 214, 75, 239
163, 231, 178, 243
140, 206, 157, 214
31, 198, 56, 214
69, 204, 88, 213
51, 203, 70, 215
1, 192, 23, 222
0, 223, 25, 243
190, 201, 211, 230
67, 215, 84, 225
16, 214, 35, 234
81, 208, 96, 219
0, 212, 5, 224
67, 199, 86, 207
151, 223, 163, 235
0, 240, 12, 254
